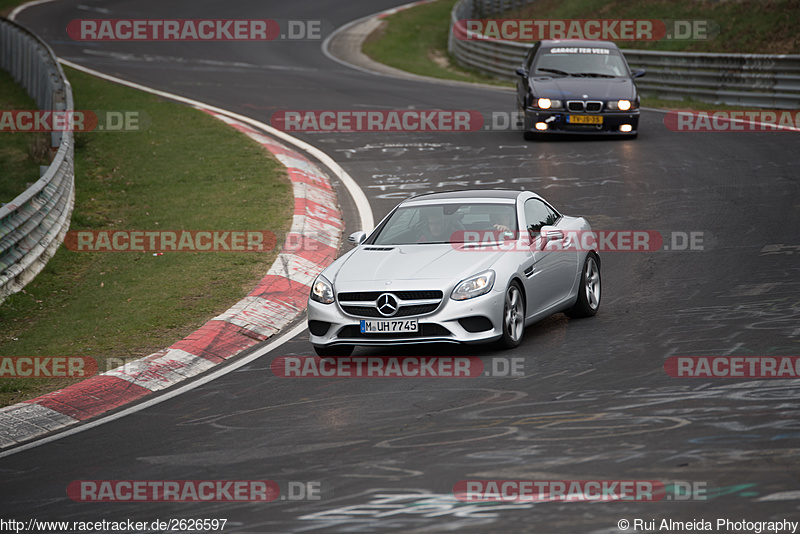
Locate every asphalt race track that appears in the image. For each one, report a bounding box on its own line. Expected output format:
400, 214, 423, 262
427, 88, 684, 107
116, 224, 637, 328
4, 0, 800, 532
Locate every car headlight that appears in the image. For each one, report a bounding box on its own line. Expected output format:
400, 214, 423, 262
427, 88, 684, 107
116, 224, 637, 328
536, 98, 562, 109
607, 100, 632, 111
451, 270, 495, 301
310, 275, 334, 304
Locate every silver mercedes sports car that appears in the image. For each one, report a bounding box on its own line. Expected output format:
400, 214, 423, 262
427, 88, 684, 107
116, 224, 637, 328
307, 190, 600, 356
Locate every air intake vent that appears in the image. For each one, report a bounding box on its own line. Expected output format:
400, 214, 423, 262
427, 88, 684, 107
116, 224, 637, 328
362, 247, 395, 251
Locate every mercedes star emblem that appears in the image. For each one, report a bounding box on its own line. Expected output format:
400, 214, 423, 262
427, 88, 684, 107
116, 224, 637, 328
377, 293, 399, 317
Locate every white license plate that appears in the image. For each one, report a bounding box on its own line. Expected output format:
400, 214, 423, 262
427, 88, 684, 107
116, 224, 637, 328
360, 319, 418, 334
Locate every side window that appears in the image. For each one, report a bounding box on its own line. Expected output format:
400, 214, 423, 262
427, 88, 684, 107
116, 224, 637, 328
524, 199, 560, 234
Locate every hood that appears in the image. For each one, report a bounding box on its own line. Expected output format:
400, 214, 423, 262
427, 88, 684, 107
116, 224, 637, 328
333, 244, 502, 285
529, 76, 635, 101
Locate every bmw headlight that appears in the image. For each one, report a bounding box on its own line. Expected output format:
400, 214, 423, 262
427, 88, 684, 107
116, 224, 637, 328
607, 100, 632, 111
536, 98, 562, 109
451, 270, 495, 301
310, 275, 334, 304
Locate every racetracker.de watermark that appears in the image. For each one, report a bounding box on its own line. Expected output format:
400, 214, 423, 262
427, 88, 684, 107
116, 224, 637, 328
271, 356, 528, 378
276, 110, 659, 133
66, 480, 324, 503
63, 230, 279, 252
664, 110, 800, 132
0, 357, 97, 378
450, 230, 705, 252
665, 356, 800, 378
453, 480, 665, 502
0, 110, 145, 132
67, 19, 331, 41
271, 110, 484, 132
453, 19, 718, 41
454, 230, 663, 252
272, 110, 524, 133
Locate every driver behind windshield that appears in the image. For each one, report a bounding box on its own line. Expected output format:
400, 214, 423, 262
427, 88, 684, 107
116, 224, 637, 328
418, 208, 451, 242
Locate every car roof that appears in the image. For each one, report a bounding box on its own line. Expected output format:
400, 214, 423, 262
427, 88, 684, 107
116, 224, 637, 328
402, 189, 525, 203
539, 39, 620, 50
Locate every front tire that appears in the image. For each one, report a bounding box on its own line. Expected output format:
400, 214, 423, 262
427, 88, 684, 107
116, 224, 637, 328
313, 344, 354, 357
566, 253, 601, 318
498, 282, 525, 349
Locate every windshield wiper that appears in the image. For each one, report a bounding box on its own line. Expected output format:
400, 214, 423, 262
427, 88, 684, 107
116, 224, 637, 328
572, 72, 617, 78
536, 68, 573, 77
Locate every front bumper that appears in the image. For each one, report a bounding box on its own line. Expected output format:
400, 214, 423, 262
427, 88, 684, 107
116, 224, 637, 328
524, 109, 639, 135
308, 284, 506, 348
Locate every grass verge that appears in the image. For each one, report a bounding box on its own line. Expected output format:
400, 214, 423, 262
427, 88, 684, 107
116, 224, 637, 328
0, 66, 293, 407
362, 0, 506, 86
0, 68, 51, 202
0, 0, 21, 17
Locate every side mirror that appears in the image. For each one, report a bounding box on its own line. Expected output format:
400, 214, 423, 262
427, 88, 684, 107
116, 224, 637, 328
538, 226, 564, 251
631, 69, 646, 79
516, 67, 528, 77
348, 231, 367, 245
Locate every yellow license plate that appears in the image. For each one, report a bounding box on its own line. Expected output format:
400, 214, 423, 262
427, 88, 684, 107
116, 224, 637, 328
568, 115, 603, 124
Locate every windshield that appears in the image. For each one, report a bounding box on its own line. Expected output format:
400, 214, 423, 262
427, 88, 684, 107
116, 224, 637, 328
372, 203, 518, 245
533, 47, 627, 77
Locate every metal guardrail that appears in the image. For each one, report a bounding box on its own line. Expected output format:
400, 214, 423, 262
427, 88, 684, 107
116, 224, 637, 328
448, 0, 800, 108
0, 18, 75, 304
448, 0, 533, 82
